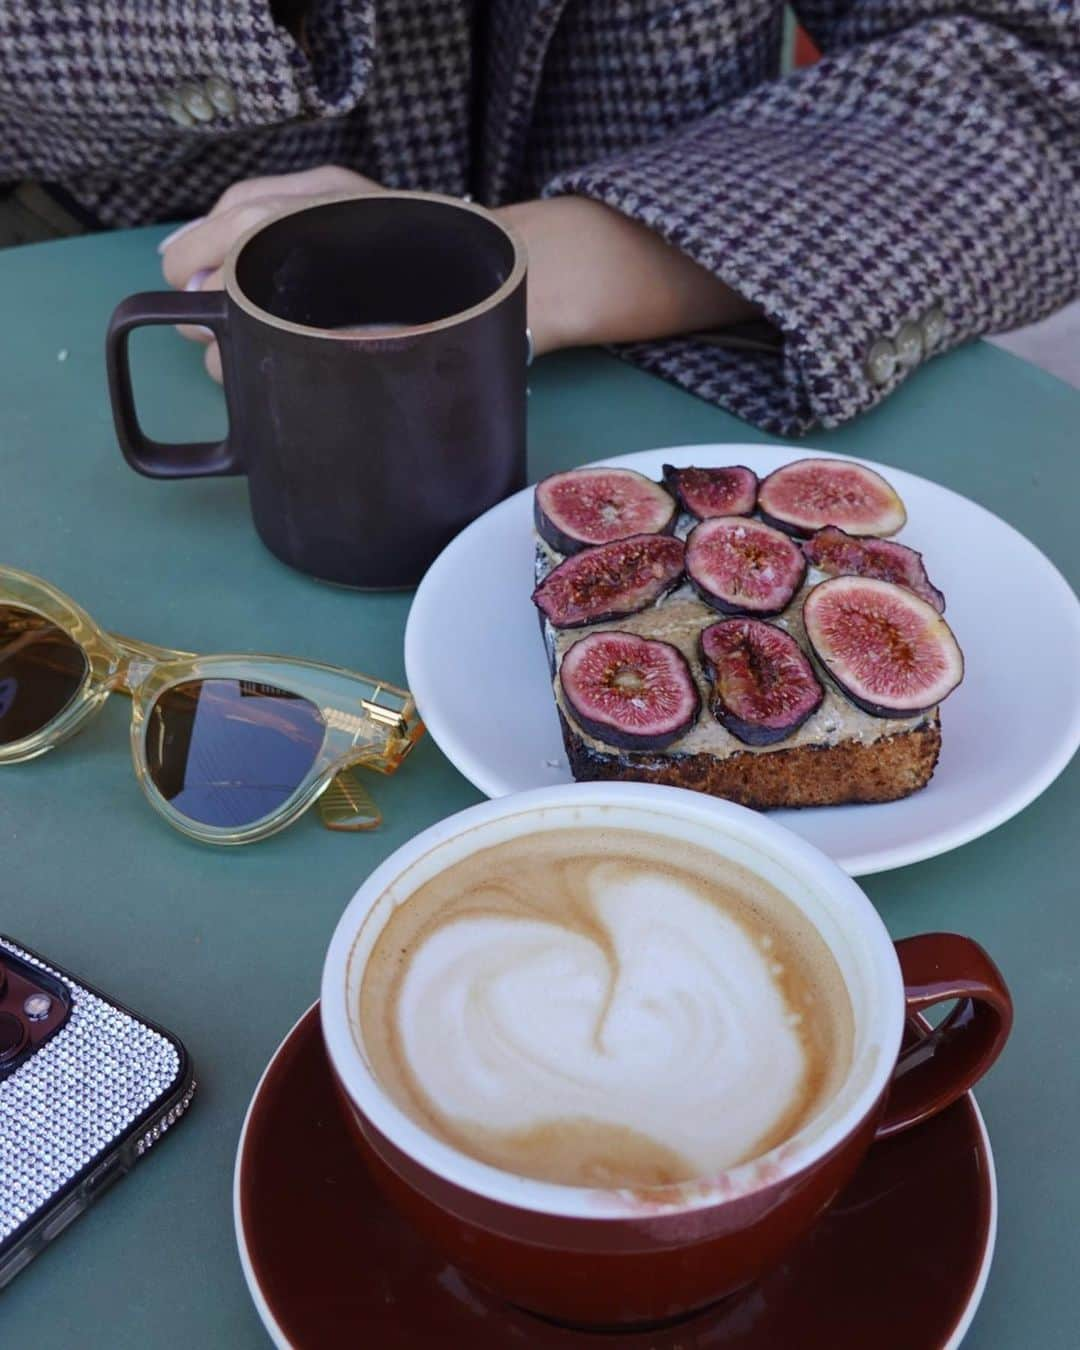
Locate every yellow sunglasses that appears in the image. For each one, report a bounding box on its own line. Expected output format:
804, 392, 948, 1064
0, 566, 423, 845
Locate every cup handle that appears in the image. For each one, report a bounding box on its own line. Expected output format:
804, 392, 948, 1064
875, 933, 1012, 1140
105, 291, 241, 478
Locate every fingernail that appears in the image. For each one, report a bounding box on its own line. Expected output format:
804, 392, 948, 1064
158, 216, 206, 254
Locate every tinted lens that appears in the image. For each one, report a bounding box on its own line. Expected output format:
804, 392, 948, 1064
0, 605, 88, 746
145, 679, 326, 829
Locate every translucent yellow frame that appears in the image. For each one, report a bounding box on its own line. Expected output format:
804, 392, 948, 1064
0, 566, 424, 845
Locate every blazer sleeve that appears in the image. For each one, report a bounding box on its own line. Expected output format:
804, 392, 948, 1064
543, 1, 1080, 435
0, 2, 372, 189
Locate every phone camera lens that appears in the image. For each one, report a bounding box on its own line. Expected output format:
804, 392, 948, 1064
0, 1011, 27, 1061
23, 993, 52, 1022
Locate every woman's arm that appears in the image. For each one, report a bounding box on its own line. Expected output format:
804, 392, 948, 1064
494, 196, 760, 356
162, 171, 758, 378
540, 0, 1079, 433
163, 0, 1077, 418
0, 1, 373, 226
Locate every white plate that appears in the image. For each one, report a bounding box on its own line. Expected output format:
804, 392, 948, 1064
405, 445, 1080, 875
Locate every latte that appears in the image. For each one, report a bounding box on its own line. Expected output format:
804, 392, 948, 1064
359, 827, 853, 1190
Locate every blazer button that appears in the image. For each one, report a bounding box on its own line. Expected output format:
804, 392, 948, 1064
204, 75, 236, 116
895, 321, 924, 368
921, 307, 947, 349
161, 91, 195, 127
866, 338, 898, 387
178, 83, 216, 123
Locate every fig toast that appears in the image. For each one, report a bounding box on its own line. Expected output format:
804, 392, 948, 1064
532, 458, 963, 810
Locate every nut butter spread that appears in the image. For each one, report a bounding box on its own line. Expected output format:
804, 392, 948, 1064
537, 534, 932, 762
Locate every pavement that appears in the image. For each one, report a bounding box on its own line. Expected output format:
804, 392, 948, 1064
987, 298, 1080, 389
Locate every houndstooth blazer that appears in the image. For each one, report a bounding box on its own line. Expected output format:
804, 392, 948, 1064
1, 0, 1077, 434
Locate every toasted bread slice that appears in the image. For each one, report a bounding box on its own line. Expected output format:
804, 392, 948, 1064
557, 707, 941, 809
537, 537, 945, 810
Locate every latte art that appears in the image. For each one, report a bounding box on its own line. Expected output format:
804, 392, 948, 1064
360, 830, 853, 1189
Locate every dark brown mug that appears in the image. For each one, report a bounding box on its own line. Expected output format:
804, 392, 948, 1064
321, 784, 1013, 1328
105, 192, 527, 588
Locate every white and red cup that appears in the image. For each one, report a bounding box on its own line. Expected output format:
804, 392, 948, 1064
321, 783, 1011, 1327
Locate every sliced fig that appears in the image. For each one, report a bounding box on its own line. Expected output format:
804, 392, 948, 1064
803, 576, 963, 717
804, 525, 945, 613
758, 459, 907, 538
559, 631, 700, 749
534, 467, 676, 555
662, 464, 757, 519
700, 619, 823, 745
685, 517, 805, 617
532, 534, 685, 629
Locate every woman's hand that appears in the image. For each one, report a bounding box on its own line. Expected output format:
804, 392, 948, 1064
160, 165, 381, 380
162, 170, 756, 382
495, 196, 758, 357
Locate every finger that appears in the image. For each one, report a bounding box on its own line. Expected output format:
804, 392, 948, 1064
157, 216, 206, 255
204, 341, 223, 384
176, 267, 223, 343
162, 201, 278, 289
209, 165, 381, 217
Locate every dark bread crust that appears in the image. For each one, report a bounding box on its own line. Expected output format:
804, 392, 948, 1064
558, 709, 942, 809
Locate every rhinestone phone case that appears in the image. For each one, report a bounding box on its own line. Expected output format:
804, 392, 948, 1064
0, 936, 194, 1287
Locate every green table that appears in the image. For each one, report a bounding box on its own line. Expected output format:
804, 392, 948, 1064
2, 229, 1077, 1348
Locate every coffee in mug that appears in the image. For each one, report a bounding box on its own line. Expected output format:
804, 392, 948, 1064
359, 826, 854, 1188
106, 192, 527, 589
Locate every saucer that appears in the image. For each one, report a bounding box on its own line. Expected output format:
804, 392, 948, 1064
235, 1004, 996, 1349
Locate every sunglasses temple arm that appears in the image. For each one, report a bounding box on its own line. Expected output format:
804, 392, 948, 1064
319, 768, 383, 832
317, 696, 424, 831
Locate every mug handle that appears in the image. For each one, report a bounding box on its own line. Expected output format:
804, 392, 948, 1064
875, 933, 1013, 1139
105, 291, 241, 478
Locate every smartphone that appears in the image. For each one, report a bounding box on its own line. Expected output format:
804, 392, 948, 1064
0, 935, 195, 1289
